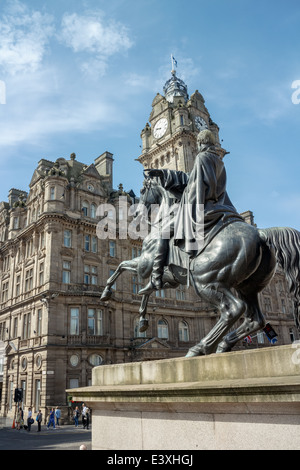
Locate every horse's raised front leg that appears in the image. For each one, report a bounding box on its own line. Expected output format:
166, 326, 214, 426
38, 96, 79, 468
186, 283, 246, 357
101, 259, 139, 301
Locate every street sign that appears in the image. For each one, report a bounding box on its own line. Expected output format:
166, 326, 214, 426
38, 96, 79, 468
263, 323, 278, 344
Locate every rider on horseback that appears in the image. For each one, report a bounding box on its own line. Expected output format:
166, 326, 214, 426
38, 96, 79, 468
139, 129, 243, 295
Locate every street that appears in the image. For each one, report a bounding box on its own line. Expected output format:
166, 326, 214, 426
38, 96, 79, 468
0, 423, 91, 451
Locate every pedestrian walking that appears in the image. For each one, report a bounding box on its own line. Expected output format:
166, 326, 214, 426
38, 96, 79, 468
47, 408, 56, 429
55, 406, 61, 427
73, 406, 79, 427
16, 407, 22, 430
82, 404, 87, 428
36, 410, 43, 432
84, 407, 90, 430
27, 407, 33, 432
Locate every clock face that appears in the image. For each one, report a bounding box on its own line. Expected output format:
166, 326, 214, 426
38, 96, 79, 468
87, 183, 94, 192
195, 116, 208, 131
153, 118, 168, 139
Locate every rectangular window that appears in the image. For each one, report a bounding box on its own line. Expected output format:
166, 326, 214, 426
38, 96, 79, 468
264, 297, 272, 312
85, 235, 90, 251
62, 261, 71, 284
155, 289, 165, 298
22, 312, 31, 339
26, 239, 33, 258
3, 255, 10, 271
84, 265, 90, 284
40, 232, 45, 249
35, 379, 41, 412
13, 317, 18, 338
13, 217, 19, 230
0, 322, 6, 340
15, 275, 21, 297
132, 276, 142, 294
179, 322, 189, 342
109, 241, 116, 257
64, 230, 72, 247
91, 236, 97, 253
84, 266, 98, 285
176, 286, 186, 301
87, 309, 103, 335
50, 187, 55, 200
70, 308, 79, 335
69, 378, 79, 389
21, 380, 26, 407
1, 281, 9, 302
39, 262, 44, 286
91, 266, 98, 285
132, 247, 142, 259
25, 269, 33, 292
37, 309, 42, 336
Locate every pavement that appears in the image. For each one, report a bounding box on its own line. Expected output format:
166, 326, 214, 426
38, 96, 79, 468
0, 423, 92, 451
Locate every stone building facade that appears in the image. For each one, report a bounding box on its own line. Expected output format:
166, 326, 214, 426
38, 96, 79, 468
0, 70, 298, 422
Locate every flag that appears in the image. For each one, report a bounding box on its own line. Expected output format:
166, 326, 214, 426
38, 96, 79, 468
171, 55, 177, 68
244, 335, 252, 344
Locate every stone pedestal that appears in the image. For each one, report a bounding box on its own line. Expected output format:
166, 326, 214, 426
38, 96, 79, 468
68, 344, 300, 450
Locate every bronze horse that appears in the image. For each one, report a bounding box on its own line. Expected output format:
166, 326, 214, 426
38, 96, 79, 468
101, 177, 300, 356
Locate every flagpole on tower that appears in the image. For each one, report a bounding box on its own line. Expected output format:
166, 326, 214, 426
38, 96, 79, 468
171, 54, 177, 74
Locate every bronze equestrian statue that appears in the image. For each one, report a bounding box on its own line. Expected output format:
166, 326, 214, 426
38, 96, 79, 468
101, 130, 300, 356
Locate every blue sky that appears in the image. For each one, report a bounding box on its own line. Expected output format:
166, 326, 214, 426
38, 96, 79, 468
0, 0, 300, 229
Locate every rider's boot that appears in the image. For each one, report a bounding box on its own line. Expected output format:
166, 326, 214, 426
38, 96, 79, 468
138, 240, 168, 295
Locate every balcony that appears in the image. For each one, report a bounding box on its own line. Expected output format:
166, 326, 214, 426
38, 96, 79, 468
66, 334, 111, 346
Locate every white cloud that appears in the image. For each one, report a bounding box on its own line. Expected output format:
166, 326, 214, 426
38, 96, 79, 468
0, 0, 54, 75
60, 11, 133, 76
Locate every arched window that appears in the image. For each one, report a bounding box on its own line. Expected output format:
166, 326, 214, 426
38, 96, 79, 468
178, 321, 189, 342
90, 203, 97, 219
134, 317, 146, 338
157, 319, 168, 340
88, 354, 103, 366
82, 201, 89, 217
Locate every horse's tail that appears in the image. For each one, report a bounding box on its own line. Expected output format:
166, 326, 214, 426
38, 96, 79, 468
259, 227, 300, 331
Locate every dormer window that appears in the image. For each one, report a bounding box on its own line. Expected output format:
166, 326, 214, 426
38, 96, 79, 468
82, 201, 89, 217
90, 203, 96, 219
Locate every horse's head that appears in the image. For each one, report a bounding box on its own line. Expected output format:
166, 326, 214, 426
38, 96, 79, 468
134, 173, 173, 223
139, 176, 164, 208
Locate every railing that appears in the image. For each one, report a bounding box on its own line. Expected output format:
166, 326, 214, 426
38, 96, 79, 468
67, 334, 110, 345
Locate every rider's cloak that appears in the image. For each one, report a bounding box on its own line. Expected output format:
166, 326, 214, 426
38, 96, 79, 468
161, 147, 243, 257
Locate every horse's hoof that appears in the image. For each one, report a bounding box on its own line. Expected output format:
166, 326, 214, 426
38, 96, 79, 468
101, 288, 112, 301
139, 319, 149, 333
216, 340, 231, 353
185, 345, 205, 357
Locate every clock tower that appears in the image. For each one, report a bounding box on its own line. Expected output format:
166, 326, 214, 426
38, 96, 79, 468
137, 65, 227, 173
